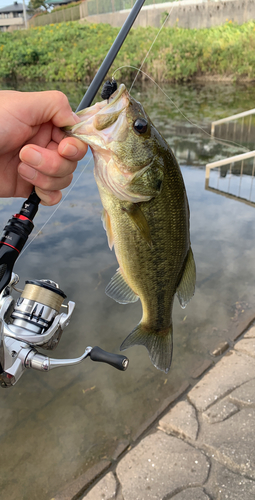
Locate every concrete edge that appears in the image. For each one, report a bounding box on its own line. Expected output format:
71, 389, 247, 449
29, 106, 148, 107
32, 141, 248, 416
53, 316, 255, 500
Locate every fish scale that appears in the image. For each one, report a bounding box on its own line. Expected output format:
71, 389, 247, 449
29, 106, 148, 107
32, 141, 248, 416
65, 84, 196, 373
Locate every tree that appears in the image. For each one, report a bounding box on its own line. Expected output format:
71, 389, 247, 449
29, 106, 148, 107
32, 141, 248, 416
28, 0, 50, 11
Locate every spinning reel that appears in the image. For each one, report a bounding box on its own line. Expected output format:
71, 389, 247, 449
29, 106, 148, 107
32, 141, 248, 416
0, 193, 128, 388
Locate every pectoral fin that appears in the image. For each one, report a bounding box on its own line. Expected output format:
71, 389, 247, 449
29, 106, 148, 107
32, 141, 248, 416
176, 247, 196, 308
101, 209, 114, 250
105, 268, 139, 304
122, 203, 152, 247
128, 164, 164, 198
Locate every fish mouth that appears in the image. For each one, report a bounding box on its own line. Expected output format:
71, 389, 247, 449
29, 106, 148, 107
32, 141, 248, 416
78, 83, 128, 121
102, 83, 127, 111
65, 83, 128, 138
65, 83, 129, 150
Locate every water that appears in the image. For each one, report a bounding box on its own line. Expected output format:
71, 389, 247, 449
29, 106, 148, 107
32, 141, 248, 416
0, 80, 255, 499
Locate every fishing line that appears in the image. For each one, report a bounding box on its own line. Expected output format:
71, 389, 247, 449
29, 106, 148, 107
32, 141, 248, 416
18, 7, 176, 255
114, 65, 249, 153
129, 6, 174, 94
114, 6, 249, 153
19, 8, 248, 255
20, 155, 94, 256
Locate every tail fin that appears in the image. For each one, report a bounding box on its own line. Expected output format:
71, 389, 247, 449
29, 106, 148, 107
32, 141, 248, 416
120, 323, 173, 373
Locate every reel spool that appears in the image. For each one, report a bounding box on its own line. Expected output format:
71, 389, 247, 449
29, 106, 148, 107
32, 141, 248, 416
10, 280, 66, 349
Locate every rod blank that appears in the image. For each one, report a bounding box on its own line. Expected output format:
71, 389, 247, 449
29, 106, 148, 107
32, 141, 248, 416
76, 0, 146, 112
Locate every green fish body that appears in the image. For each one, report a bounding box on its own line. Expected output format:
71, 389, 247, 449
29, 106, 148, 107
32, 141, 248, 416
66, 84, 196, 373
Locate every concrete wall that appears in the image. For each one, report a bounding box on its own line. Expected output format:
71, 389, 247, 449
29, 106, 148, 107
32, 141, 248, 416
82, 0, 254, 29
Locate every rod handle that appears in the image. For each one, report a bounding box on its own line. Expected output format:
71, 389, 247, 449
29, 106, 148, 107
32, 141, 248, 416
90, 346, 129, 371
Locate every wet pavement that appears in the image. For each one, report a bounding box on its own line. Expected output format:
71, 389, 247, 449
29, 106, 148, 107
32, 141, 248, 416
54, 323, 255, 500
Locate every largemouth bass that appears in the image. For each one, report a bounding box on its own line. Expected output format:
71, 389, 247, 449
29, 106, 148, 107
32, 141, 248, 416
66, 84, 196, 373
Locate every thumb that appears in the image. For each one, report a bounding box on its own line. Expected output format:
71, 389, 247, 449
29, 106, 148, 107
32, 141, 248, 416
20, 90, 80, 128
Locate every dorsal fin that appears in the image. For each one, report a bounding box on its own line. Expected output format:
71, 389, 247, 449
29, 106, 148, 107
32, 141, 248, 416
176, 247, 196, 309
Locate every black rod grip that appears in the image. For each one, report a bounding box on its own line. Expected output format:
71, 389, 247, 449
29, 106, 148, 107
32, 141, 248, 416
90, 346, 129, 371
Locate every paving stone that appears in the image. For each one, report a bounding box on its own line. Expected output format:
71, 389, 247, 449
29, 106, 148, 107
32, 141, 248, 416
234, 338, 255, 358
116, 430, 209, 500
188, 351, 255, 412
198, 408, 255, 478
203, 398, 238, 424
131, 381, 190, 442
229, 379, 255, 406
158, 400, 198, 440
244, 326, 255, 338
83, 472, 116, 500
172, 487, 210, 499
206, 459, 255, 500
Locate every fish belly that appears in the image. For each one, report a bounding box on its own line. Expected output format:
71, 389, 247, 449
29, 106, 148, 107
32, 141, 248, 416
98, 167, 190, 373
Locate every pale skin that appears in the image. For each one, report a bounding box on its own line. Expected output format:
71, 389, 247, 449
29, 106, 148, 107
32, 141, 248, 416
0, 90, 88, 206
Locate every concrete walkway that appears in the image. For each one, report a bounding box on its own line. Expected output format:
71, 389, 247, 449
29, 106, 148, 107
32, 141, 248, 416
80, 325, 255, 500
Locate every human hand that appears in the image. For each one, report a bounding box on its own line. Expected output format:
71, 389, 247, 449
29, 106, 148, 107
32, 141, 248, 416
0, 90, 87, 206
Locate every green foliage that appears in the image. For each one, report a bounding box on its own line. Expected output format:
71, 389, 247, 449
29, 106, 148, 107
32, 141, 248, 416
160, 11, 169, 26
0, 21, 254, 82
28, 0, 50, 11
51, 1, 82, 13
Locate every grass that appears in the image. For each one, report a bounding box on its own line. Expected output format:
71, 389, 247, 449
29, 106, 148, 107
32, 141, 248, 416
0, 20, 254, 82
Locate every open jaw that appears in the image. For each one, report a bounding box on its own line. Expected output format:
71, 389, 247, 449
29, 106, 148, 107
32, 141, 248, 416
75, 84, 128, 126
69, 84, 130, 150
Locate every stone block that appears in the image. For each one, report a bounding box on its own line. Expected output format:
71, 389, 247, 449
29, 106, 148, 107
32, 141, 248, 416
158, 400, 198, 440
172, 487, 210, 499
206, 459, 255, 500
229, 379, 255, 406
244, 326, 255, 338
198, 408, 255, 478
234, 338, 255, 358
83, 472, 116, 500
131, 381, 190, 442
202, 399, 238, 424
188, 351, 255, 412
116, 431, 209, 500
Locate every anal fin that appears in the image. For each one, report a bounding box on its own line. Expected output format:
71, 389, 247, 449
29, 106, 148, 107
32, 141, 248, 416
105, 268, 139, 304
176, 247, 196, 309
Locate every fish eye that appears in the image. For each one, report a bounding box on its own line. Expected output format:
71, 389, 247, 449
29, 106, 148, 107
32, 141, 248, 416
133, 118, 148, 134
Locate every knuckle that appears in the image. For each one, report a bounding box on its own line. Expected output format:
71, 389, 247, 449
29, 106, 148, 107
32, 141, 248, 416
52, 90, 68, 106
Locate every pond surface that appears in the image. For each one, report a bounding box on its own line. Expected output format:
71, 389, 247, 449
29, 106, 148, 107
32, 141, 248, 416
0, 80, 255, 499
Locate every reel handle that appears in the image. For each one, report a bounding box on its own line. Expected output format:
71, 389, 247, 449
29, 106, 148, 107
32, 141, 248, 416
90, 346, 129, 371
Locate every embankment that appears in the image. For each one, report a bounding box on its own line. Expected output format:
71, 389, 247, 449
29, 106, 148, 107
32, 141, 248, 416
0, 20, 254, 83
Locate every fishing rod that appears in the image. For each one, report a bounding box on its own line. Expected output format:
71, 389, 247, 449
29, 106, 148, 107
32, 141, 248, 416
0, 0, 146, 387
0, 0, 146, 296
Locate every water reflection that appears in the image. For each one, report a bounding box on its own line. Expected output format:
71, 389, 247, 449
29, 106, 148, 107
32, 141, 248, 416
205, 154, 255, 206
1, 81, 255, 500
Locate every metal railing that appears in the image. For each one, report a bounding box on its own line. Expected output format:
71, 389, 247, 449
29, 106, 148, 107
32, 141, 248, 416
211, 109, 255, 138
205, 150, 255, 207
